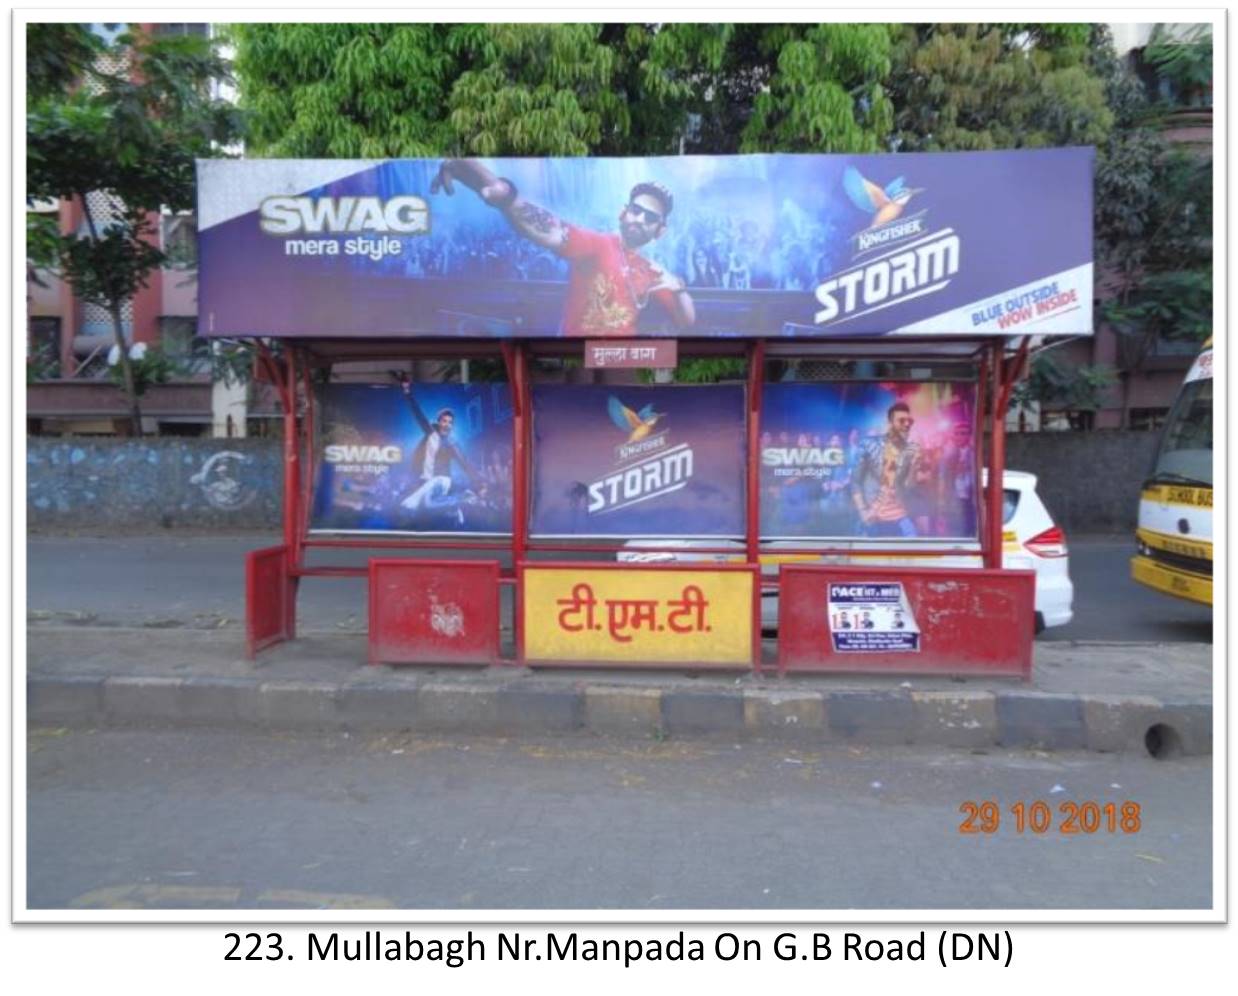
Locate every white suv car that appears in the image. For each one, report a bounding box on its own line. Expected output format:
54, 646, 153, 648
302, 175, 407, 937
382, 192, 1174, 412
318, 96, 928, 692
619, 469, 1074, 634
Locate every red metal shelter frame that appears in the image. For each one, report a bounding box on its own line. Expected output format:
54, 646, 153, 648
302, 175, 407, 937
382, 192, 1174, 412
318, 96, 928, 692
244, 333, 1032, 666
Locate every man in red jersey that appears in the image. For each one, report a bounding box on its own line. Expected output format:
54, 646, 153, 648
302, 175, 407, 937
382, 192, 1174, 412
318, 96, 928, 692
431, 159, 695, 336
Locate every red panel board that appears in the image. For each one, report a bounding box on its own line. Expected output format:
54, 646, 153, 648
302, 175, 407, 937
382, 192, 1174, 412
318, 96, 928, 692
368, 559, 501, 666
246, 545, 291, 658
777, 564, 1034, 678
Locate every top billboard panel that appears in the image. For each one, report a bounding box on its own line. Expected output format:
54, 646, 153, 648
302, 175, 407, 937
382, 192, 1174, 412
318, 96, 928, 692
197, 149, 1093, 339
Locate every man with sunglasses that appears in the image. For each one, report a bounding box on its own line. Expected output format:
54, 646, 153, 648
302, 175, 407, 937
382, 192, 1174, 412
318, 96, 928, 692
431, 159, 695, 336
851, 401, 921, 538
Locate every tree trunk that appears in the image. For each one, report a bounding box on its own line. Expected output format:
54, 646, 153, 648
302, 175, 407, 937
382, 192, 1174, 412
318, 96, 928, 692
80, 194, 144, 436
109, 301, 144, 437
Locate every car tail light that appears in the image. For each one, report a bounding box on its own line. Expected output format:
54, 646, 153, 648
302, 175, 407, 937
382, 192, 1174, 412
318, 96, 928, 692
1024, 525, 1068, 558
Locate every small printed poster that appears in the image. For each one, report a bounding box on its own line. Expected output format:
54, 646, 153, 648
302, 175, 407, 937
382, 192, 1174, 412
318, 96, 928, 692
827, 581, 920, 653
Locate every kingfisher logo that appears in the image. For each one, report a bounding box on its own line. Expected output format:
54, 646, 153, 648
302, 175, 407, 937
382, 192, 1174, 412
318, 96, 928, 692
606, 395, 669, 462
586, 445, 694, 515
585, 396, 695, 515
814, 230, 960, 327
842, 166, 928, 256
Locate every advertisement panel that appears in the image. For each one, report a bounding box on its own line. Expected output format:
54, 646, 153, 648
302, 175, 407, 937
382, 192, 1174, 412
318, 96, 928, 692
827, 581, 921, 653
197, 149, 1093, 339
310, 383, 512, 534
530, 384, 745, 538
521, 565, 756, 666
760, 382, 977, 540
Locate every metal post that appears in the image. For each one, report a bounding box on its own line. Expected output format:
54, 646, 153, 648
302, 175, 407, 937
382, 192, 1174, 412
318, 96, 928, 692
745, 339, 765, 566
976, 348, 991, 568
299, 356, 316, 561
986, 343, 1004, 569
282, 347, 301, 635
503, 341, 529, 663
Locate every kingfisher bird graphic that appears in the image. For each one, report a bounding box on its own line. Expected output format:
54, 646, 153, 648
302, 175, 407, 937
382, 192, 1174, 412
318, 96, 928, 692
608, 395, 665, 444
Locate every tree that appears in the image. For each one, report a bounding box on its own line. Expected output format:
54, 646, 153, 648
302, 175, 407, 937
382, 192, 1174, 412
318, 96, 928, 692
1092, 24, 1212, 422
26, 24, 243, 434
740, 24, 895, 153
233, 23, 896, 159
887, 23, 1112, 152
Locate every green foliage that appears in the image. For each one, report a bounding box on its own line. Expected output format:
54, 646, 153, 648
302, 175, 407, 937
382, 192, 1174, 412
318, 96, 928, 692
1012, 353, 1116, 412
740, 24, 894, 153
210, 341, 258, 388
1104, 270, 1212, 344
447, 24, 625, 156
1145, 24, 1212, 105
108, 344, 178, 396
26, 23, 102, 101
27, 25, 242, 433
231, 24, 464, 157
639, 357, 747, 384
233, 23, 896, 159
888, 24, 1112, 151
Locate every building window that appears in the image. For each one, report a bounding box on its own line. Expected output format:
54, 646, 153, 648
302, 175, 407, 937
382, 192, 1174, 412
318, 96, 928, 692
160, 316, 210, 375
161, 213, 197, 269
1129, 407, 1170, 431
151, 24, 208, 38
29, 317, 61, 380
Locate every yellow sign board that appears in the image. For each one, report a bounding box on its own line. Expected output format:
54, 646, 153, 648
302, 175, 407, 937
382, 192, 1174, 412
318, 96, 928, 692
522, 566, 756, 666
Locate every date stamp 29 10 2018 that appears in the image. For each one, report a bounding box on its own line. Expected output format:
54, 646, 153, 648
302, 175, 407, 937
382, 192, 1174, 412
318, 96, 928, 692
958, 800, 1142, 835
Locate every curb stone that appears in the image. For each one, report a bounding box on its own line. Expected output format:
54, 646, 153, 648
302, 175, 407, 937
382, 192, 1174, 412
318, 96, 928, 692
911, 690, 997, 748
743, 690, 826, 736
827, 692, 916, 745
25, 672, 1211, 755
996, 692, 1087, 749
661, 690, 745, 735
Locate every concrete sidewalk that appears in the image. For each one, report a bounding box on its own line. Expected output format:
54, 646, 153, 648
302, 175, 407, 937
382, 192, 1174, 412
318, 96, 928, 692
26, 621, 1213, 756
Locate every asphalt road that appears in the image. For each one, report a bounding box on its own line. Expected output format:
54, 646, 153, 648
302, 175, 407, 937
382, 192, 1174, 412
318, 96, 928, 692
25, 532, 1213, 642
26, 726, 1212, 911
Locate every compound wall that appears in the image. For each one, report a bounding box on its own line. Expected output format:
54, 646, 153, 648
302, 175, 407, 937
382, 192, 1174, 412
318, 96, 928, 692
27, 438, 282, 530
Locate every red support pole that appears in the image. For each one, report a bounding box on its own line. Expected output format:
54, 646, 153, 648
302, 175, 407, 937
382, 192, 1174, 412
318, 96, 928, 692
986, 343, 1005, 569
745, 339, 765, 566
984, 339, 1029, 569
282, 347, 301, 635
283, 347, 301, 555
976, 348, 991, 568
299, 356, 316, 555
503, 341, 529, 664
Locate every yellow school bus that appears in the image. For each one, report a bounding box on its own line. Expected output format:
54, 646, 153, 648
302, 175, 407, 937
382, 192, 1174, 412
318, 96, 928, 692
1131, 340, 1213, 605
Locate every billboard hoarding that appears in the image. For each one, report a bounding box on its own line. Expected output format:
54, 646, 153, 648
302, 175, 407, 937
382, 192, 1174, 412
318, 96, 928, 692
760, 382, 977, 540
198, 148, 1093, 339
530, 384, 746, 539
311, 383, 513, 535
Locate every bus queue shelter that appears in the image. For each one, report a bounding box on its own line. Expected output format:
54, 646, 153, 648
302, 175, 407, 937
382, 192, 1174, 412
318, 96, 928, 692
196, 149, 1094, 677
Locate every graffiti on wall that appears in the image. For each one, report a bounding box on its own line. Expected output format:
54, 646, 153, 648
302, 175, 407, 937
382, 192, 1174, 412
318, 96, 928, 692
189, 451, 259, 512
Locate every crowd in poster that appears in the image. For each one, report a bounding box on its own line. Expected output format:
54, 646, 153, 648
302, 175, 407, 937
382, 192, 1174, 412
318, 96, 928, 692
197, 149, 1093, 339
530, 385, 745, 538
760, 382, 977, 540
310, 383, 513, 534
828, 581, 921, 653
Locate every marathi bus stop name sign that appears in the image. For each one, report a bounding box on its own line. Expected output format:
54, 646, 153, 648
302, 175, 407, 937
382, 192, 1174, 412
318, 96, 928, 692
585, 340, 677, 369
